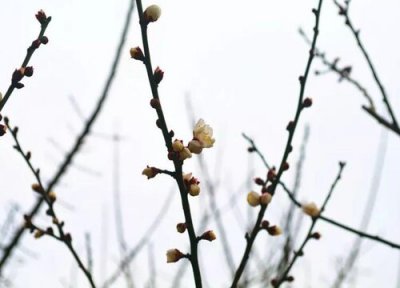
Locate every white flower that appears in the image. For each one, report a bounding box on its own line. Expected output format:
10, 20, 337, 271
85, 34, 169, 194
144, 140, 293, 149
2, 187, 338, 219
193, 119, 215, 149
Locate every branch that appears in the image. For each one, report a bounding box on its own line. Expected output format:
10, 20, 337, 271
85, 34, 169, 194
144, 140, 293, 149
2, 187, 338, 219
333, 0, 399, 129
0, 0, 135, 273
243, 134, 400, 250
0, 11, 51, 112
5, 119, 96, 288
230, 1, 325, 286
273, 163, 345, 287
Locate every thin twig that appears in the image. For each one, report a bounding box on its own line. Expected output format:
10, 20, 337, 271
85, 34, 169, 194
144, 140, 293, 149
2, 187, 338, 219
333, 0, 399, 129
243, 134, 400, 250
0, 0, 135, 273
230, 1, 325, 286
332, 129, 388, 288
133, 1, 203, 286
299, 28, 400, 137
0, 12, 51, 111
273, 162, 346, 287
5, 120, 96, 288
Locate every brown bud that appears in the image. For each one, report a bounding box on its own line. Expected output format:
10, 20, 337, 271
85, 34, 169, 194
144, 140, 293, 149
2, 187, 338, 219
35, 10, 47, 24
286, 121, 295, 132
282, 162, 289, 171
303, 97, 313, 108
254, 177, 264, 186
150, 98, 160, 109
176, 223, 186, 233
153, 66, 164, 84
24, 66, 34, 77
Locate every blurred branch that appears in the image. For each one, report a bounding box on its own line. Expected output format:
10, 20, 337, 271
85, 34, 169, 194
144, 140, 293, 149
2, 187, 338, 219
101, 189, 174, 288
273, 162, 346, 287
0, 11, 51, 111
331, 129, 388, 288
0, 0, 135, 274
230, 2, 325, 285
112, 131, 135, 288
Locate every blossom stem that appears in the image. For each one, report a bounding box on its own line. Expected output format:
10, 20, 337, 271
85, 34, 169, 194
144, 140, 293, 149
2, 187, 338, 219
134, 1, 202, 287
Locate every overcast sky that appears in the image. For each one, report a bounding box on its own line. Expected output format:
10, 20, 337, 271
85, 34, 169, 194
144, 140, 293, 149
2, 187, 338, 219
1, 0, 400, 287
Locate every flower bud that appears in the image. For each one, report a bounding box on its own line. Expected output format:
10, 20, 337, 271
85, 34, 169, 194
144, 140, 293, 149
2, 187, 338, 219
302, 202, 320, 217
144, 5, 161, 23
0, 124, 6, 136
286, 120, 295, 132
267, 168, 276, 182
48, 191, 56, 203
166, 249, 184, 263
254, 177, 264, 186
176, 223, 186, 233
142, 166, 159, 179
172, 139, 184, 152
24, 66, 34, 77
201, 230, 216, 242
35, 10, 47, 24
179, 147, 192, 161
267, 225, 282, 236
153, 66, 164, 84
34, 229, 44, 239
130, 47, 145, 61
187, 139, 203, 154
188, 183, 200, 196
40, 36, 49, 44
31, 183, 44, 194
260, 192, 272, 205
247, 191, 260, 207
310, 232, 321, 240
303, 97, 313, 108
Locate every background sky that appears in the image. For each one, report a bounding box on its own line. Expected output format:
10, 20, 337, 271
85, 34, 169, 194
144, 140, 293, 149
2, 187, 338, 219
0, 0, 400, 287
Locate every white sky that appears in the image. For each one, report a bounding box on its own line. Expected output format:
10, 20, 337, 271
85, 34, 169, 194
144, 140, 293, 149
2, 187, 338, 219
0, 0, 400, 287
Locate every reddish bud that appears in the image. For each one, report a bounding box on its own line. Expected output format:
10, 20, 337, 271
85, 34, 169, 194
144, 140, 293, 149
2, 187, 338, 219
0, 124, 6, 136
153, 66, 164, 84
32, 39, 41, 49
24, 66, 34, 77
15, 82, 24, 89
35, 10, 47, 24
286, 121, 295, 132
176, 223, 186, 233
267, 168, 276, 182
310, 232, 321, 240
282, 162, 289, 171
150, 98, 160, 109
286, 276, 294, 282
260, 220, 270, 229
303, 97, 313, 108
12, 68, 24, 84
254, 177, 264, 186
